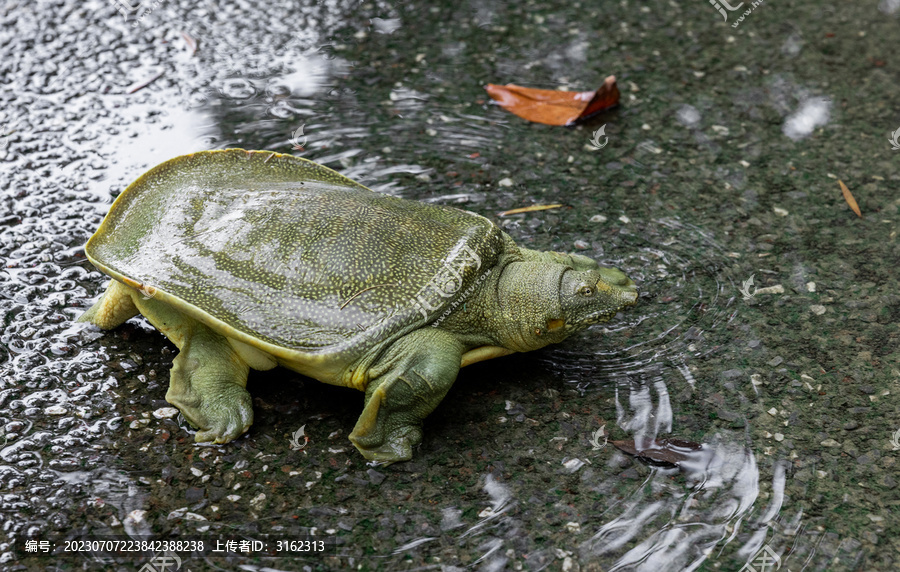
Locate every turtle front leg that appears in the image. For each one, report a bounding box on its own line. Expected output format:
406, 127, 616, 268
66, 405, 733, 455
348, 329, 465, 465
134, 297, 253, 443
77, 279, 139, 329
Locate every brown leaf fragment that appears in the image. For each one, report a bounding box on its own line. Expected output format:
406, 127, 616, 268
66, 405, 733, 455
126, 70, 165, 94
838, 180, 862, 218
497, 204, 564, 217
484, 75, 620, 126
612, 438, 703, 468
180, 31, 198, 56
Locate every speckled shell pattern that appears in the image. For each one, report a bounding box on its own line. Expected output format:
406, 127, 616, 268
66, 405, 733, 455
85, 150, 506, 361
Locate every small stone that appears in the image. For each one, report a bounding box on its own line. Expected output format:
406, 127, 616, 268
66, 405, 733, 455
773, 206, 788, 216
153, 407, 179, 419
250, 493, 267, 511
773, 433, 784, 442
573, 240, 590, 250
565, 522, 580, 533
44, 405, 66, 415
806, 281, 816, 292
589, 214, 607, 223
810, 305, 826, 315
767, 356, 784, 367
562, 458, 585, 473
367, 468, 386, 485
767, 407, 778, 416
497, 178, 514, 187
820, 438, 840, 447
190, 467, 203, 477
618, 215, 631, 223
185, 487, 205, 503
842, 421, 859, 430
226, 495, 241, 502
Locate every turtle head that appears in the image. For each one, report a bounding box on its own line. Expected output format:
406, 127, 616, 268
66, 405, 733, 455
558, 265, 638, 332
493, 259, 637, 352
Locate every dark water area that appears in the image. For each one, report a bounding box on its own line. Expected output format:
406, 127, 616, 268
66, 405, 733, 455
1, 0, 899, 570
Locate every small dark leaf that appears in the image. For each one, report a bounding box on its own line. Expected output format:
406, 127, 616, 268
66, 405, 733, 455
612, 438, 703, 468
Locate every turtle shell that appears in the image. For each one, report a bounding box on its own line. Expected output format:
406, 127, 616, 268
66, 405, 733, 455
85, 149, 505, 373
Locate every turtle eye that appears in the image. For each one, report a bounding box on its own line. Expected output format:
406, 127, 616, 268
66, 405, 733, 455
578, 285, 594, 297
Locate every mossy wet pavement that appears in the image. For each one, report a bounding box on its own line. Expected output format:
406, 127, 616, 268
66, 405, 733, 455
1, 0, 898, 570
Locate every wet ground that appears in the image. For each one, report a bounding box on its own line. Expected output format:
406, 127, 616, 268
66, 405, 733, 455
2, 0, 899, 570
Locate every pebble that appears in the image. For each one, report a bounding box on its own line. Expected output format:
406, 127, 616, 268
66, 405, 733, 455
367, 469, 386, 485
820, 439, 840, 447
152, 407, 179, 419
810, 305, 826, 315
573, 240, 590, 250
589, 214, 607, 223
44, 405, 66, 415
497, 178, 514, 187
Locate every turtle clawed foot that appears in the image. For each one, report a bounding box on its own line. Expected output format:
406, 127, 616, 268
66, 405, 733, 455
350, 425, 422, 466
168, 386, 254, 444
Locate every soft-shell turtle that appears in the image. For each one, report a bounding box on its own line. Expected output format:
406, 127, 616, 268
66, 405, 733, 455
79, 149, 638, 464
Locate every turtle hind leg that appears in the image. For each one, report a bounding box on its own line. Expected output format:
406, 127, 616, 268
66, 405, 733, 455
348, 329, 464, 465
77, 279, 139, 329
133, 296, 254, 443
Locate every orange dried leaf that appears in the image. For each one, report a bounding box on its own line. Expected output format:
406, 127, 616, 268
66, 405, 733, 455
838, 180, 862, 218
498, 204, 564, 217
485, 75, 620, 126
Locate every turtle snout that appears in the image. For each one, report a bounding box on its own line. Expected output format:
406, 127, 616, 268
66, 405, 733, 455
597, 267, 638, 305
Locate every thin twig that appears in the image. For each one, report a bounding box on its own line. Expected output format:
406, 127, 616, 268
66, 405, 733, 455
340, 283, 395, 310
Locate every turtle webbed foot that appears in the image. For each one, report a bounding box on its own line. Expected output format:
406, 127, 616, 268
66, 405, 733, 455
173, 386, 254, 444
351, 425, 422, 466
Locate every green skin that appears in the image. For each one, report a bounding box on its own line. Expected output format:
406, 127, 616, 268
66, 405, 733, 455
79, 150, 638, 465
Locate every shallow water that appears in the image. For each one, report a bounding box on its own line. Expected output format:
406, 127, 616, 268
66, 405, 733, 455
2, 0, 898, 570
